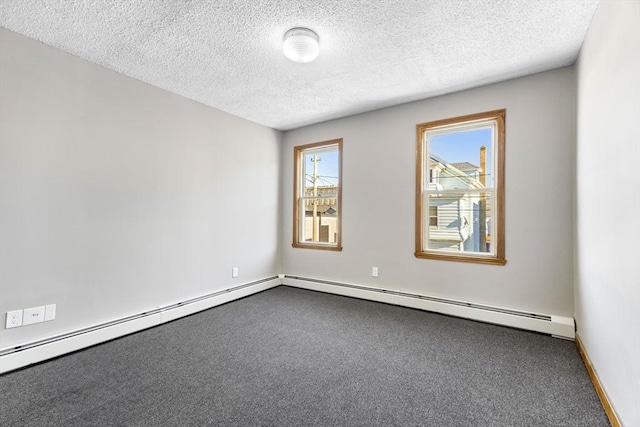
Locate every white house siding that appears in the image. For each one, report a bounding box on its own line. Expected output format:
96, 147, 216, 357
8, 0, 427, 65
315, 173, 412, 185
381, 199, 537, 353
430, 194, 484, 252
467, 201, 481, 252
429, 197, 463, 242
428, 240, 461, 252
303, 216, 338, 243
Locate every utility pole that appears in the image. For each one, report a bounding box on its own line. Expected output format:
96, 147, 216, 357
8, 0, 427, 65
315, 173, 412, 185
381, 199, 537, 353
479, 146, 487, 252
312, 154, 320, 241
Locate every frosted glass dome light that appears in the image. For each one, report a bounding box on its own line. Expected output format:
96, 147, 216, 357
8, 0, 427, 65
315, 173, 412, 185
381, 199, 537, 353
283, 27, 319, 63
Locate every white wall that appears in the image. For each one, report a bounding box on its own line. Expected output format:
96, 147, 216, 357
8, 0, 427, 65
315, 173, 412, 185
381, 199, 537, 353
0, 29, 281, 349
281, 67, 576, 317
2, 6, 638, 421
575, 1, 640, 425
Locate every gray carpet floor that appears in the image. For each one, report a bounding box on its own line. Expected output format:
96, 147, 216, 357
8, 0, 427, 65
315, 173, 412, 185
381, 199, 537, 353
0, 286, 609, 426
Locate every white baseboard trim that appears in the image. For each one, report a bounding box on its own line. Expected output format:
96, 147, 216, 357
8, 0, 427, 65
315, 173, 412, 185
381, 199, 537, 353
0, 277, 280, 374
2, 275, 575, 374
283, 276, 575, 339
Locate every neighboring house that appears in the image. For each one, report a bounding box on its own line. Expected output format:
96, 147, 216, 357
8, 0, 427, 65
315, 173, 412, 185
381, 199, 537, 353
303, 185, 338, 243
428, 155, 490, 253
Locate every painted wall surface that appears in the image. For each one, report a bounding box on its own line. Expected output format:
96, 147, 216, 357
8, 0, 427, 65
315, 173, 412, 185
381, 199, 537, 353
0, 29, 281, 348
575, 1, 640, 425
282, 67, 576, 317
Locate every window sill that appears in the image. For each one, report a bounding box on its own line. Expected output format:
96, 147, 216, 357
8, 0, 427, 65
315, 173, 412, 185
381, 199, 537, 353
293, 243, 343, 252
414, 251, 506, 265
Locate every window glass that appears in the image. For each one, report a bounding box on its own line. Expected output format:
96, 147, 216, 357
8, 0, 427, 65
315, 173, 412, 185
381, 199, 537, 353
293, 139, 342, 250
416, 110, 505, 264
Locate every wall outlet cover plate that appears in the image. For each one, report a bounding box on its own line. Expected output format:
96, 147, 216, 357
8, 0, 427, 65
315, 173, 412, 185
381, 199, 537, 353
5, 310, 23, 329
45, 304, 56, 321
23, 306, 45, 325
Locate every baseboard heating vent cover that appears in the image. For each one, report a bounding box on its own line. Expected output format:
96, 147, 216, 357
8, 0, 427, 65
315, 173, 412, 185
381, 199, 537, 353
283, 275, 573, 339
0, 276, 279, 373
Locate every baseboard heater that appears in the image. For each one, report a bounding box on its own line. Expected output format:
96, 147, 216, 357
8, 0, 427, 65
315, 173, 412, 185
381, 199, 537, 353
0, 276, 279, 374
282, 275, 575, 340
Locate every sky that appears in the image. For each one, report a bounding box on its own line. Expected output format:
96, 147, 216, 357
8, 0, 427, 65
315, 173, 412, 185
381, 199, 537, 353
430, 127, 493, 183
304, 150, 339, 187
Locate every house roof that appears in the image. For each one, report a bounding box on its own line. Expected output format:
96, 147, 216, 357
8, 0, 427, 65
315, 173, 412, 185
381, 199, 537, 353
430, 154, 448, 166
451, 162, 480, 171
430, 157, 483, 189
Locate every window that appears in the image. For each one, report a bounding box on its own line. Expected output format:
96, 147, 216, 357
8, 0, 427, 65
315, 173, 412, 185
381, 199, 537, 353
293, 139, 342, 250
415, 110, 505, 265
429, 206, 438, 227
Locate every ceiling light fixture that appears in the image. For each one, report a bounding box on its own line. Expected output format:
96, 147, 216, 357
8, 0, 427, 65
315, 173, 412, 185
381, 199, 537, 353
283, 27, 319, 63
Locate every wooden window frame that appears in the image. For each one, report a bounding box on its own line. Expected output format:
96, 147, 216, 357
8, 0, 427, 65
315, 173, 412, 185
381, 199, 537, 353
293, 138, 343, 251
415, 110, 506, 265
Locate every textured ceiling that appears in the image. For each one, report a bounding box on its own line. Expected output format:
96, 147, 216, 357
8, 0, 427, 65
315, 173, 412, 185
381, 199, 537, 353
0, 0, 599, 130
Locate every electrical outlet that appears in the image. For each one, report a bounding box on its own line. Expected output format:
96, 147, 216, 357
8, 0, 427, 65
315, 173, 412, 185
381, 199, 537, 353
45, 304, 56, 321
372, 266, 379, 277
232, 267, 239, 278
23, 306, 45, 325
5, 310, 23, 329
